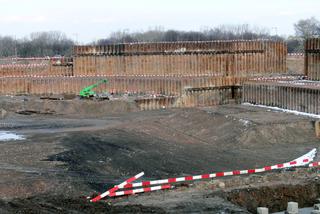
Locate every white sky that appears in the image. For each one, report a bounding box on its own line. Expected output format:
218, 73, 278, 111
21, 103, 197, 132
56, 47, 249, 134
0, 0, 319, 43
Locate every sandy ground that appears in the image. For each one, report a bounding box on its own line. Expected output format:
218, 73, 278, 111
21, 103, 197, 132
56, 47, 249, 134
287, 56, 305, 75
0, 97, 319, 213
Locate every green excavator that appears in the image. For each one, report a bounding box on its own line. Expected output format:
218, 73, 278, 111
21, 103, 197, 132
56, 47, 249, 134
79, 79, 110, 100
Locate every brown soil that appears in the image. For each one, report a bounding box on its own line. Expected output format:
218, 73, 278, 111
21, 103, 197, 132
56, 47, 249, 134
0, 96, 319, 213
287, 56, 304, 75
226, 179, 320, 213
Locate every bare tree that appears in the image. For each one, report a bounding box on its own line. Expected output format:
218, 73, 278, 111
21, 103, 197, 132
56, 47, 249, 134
16, 31, 74, 57
294, 17, 320, 39
2, 21, 311, 57
0, 36, 16, 57
96, 24, 277, 45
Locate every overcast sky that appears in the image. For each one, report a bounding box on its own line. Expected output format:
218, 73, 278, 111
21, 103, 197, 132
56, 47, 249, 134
0, 0, 319, 43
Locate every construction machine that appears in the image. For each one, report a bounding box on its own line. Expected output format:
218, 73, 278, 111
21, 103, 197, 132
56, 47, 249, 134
79, 79, 110, 100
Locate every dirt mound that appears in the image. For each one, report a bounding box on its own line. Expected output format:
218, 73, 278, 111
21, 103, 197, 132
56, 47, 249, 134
46, 129, 202, 190
0, 97, 139, 118
46, 107, 319, 191
1, 104, 319, 213
226, 180, 320, 213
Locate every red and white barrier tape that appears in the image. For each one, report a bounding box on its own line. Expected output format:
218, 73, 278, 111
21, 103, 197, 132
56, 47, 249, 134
309, 162, 320, 167
123, 149, 316, 189
90, 149, 317, 200
109, 184, 171, 197
0, 63, 48, 68
0, 57, 64, 61
287, 53, 304, 57
292, 148, 317, 166
90, 172, 144, 202
123, 160, 309, 189
111, 161, 320, 198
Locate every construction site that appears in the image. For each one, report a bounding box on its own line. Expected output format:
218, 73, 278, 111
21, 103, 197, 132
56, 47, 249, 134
0, 38, 320, 213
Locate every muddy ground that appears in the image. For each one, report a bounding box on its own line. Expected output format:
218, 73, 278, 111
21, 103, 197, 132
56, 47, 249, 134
0, 96, 319, 213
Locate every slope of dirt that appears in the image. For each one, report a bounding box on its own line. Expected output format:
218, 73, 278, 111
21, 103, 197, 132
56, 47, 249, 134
0, 102, 319, 213
0, 96, 139, 118
44, 106, 319, 192
112, 169, 320, 213
226, 180, 320, 213
0, 195, 165, 214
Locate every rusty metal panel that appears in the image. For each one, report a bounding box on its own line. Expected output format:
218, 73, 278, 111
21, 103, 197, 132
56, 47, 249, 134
0, 40, 287, 105
72, 40, 286, 77
243, 78, 320, 114
305, 38, 320, 80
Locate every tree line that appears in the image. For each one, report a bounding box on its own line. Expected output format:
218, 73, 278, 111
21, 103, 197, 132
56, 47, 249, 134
0, 31, 74, 58
0, 17, 319, 57
97, 25, 280, 44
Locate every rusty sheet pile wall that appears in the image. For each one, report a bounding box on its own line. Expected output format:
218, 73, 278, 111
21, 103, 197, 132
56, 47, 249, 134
305, 38, 320, 80
73, 40, 287, 78
0, 58, 73, 77
0, 40, 287, 109
242, 80, 320, 114
0, 76, 181, 96
135, 86, 241, 110
0, 76, 241, 96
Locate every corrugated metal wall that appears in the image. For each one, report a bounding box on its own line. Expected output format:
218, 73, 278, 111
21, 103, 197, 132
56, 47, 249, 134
0, 40, 287, 109
73, 40, 287, 77
305, 38, 320, 80
242, 80, 320, 114
0, 58, 73, 77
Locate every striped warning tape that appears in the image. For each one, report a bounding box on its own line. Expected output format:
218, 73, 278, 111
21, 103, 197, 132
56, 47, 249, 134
109, 184, 171, 197
122, 149, 316, 189
0, 57, 50, 60
90, 172, 144, 202
110, 161, 320, 198
0, 64, 48, 67
90, 149, 317, 200
309, 162, 320, 167
123, 159, 311, 189
291, 148, 317, 166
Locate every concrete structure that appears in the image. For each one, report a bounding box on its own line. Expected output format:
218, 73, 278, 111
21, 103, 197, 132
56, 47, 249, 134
312, 203, 320, 213
286, 202, 298, 214
314, 204, 320, 210
257, 207, 269, 214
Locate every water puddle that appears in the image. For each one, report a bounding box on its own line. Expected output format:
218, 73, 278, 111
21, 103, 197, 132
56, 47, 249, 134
0, 131, 25, 141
